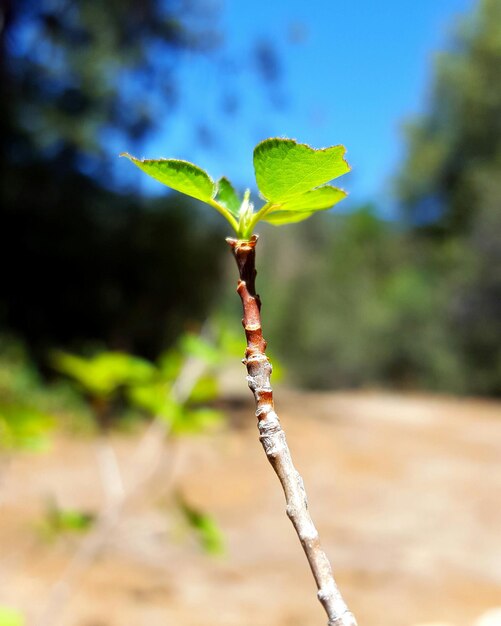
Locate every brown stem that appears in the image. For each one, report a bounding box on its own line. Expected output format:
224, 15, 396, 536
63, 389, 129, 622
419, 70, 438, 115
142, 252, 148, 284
227, 235, 357, 626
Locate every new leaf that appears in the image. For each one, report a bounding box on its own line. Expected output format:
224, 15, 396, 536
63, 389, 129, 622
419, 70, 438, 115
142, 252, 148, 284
216, 177, 240, 218
120, 154, 216, 203
263, 186, 347, 226
253, 138, 350, 202
121, 138, 350, 239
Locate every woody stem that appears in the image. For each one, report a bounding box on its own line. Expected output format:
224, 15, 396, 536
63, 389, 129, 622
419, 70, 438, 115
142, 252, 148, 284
226, 235, 357, 626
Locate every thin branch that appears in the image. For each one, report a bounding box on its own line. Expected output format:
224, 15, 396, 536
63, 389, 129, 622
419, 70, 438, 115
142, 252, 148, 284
95, 437, 125, 505
35, 428, 178, 626
0, 453, 12, 510
227, 235, 357, 626
36, 340, 210, 626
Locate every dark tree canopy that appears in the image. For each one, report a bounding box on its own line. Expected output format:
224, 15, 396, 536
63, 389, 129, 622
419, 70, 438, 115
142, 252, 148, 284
2, 0, 222, 172
0, 0, 238, 359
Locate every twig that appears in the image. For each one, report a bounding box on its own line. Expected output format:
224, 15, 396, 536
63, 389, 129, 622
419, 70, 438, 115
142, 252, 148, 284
0, 453, 12, 510
35, 432, 178, 626
227, 235, 357, 626
95, 437, 125, 504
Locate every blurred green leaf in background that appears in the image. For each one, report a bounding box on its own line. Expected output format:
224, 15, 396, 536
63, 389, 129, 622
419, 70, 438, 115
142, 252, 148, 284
52, 351, 155, 400
0, 405, 53, 452
50, 324, 243, 437
0, 607, 24, 626
38, 499, 95, 541
175, 494, 225, 556
2, 0, 501, 400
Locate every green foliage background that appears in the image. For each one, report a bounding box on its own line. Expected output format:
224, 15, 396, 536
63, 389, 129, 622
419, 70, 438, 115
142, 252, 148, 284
1, 0, 500, 396
259, 0, 501, 395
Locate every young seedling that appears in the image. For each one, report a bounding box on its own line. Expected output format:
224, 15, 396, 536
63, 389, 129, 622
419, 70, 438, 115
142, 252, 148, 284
122, 138, 357, 626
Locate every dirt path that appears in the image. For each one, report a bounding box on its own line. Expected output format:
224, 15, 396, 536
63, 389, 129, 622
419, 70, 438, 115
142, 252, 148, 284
1, 390, 500, 626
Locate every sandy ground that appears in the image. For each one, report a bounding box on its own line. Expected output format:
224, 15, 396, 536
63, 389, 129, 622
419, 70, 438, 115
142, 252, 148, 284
1, 389, 500, 626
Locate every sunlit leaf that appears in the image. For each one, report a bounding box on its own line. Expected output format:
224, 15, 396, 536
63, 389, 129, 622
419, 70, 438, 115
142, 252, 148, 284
121, 154, 216, 203
52, 351, 155, 397
123, 138, 350, 237
216, 177, 240, 217
127, 382, 185, 428
263, 187, 347, 225
0, 404, 53, 451
127, 381, 166, 415
273, 186, 347, 212
264, 211, 315, 226
253, 138, 350, 202
157, 348, 183, 381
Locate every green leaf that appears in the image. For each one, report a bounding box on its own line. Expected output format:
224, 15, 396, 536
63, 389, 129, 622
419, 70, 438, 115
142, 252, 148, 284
188, 375, 219, 404
55, 509, 94, 531
0, 404, 53, 451
253, 138, 350, 202
39, 500, 95, 539
273, 186, 347, 212
216, 177, 240, 217
172, 407, 224, 435
52, 351, 155, 398
127, 381, 167, 416
0, 607, 24, 626
157, 348, 183, 381
177, 496, 225, 556
217, 326, 245, 358
179, 333, 221, 366
127, 382, 188, 429
263, 186, 347, 227
267, 351, 285, 382
121, 154, 216, 203
264, 211, 315, 226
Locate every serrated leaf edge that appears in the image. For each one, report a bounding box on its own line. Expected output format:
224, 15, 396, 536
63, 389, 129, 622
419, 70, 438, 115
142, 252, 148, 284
253, 137, 350, 169
120, 153, 239, 233
120, 152, 217, 199
215, 176, 241, 218
270, 185, 348, 213
252, 138, 351, 202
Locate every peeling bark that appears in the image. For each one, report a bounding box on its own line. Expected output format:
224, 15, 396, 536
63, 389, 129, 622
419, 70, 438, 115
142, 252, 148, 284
227, 235, 357, 626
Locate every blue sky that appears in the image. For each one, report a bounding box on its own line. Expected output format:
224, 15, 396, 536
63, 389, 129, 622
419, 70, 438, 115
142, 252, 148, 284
134, 0, 474, 212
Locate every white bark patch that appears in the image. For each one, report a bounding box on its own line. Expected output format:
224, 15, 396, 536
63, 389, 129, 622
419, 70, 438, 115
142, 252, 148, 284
249, 355, 357, 626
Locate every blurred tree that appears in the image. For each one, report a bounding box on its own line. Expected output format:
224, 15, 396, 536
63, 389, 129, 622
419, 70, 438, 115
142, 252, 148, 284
2, 175, 224, 358
397, 0, 501, 393
0, 0, 282, 359
262, 209, 465, 392
1, 0, 221, 172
